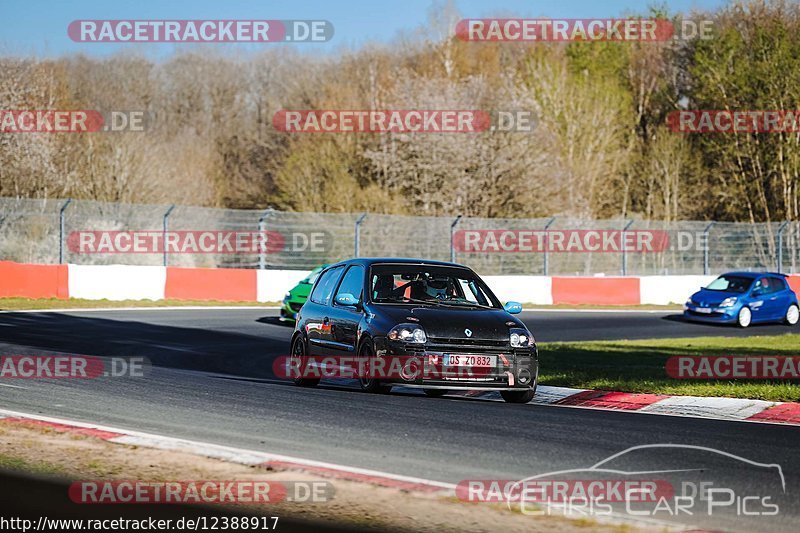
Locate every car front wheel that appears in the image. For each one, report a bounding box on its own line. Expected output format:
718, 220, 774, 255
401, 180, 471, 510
358, 341, 391, 394
785, 304, 799, 326
501, 389, 536, 404
290, 335, 319, 387
737, 306, 752, 328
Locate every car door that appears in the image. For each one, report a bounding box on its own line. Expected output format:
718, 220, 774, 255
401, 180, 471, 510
328, 265, 366, 357
304, 265, 345, 356
749, 277, 781, 321
765, 276, 791, 320
748, 278, 765, 321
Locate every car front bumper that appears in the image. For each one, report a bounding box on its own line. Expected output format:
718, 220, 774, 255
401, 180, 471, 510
280, 299, 305, 321
374, 337, 538, 390
683, 305, 739, 323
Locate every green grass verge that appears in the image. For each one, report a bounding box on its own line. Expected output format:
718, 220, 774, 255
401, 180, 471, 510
0, 453, 68, 477
539, 334, 800, 402
0, 297, 281, 311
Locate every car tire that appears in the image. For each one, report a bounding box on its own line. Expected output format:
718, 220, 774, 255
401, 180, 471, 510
423, 389, 447, 398
785, 304, 800, 326
500, 389, 536, 404
358, 341, 391, 394
737, 306, 752, 328
290, 335, 319, 387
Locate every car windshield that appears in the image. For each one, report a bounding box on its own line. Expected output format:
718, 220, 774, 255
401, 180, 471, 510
302, 266, 326, 284
705, 275, 753, 293
369, 264, 501, 309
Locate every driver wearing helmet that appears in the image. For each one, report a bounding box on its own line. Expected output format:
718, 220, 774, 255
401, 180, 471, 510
424, 278, 452, 300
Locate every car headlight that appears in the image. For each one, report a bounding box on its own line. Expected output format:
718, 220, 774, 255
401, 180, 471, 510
685, 297, 694, 305
719, 297, 738, 308
283, 292, 291, 301
387, 324, 427, 344
509, 327, 533, 347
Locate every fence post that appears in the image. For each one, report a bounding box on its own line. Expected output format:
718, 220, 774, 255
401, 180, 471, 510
258, 208, 274, 270
777, 221, 789, 273
703, 222, 715, 275
621, 219, 634, 276
162, 204, 175, 267
449, 215, 462, 263
354, 213, 367, 258
542, 216, 556, 275
58, 198, 72, 264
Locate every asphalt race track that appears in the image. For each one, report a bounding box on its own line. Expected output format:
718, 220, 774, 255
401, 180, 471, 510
0, 308, 798, 532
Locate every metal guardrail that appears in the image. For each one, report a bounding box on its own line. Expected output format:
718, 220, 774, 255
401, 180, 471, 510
0, 197, 798, 275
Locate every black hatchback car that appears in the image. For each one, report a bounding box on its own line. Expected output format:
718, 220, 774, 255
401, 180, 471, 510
289, 258, 538, 403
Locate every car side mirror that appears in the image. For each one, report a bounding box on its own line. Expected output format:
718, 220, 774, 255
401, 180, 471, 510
504, 301, 523, 314
335, 293, 360, 307
752, 288, 764, 297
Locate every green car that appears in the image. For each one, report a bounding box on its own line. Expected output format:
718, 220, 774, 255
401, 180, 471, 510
280, 265, 328, 321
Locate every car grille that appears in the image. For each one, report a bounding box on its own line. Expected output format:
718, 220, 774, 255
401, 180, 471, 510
687, 309, 725, 318
426, 337, 509, 353
423, 351, 535, 385
289, 302, 304, 312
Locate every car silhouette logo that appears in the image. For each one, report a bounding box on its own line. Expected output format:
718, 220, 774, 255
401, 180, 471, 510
464, 329, 472, 337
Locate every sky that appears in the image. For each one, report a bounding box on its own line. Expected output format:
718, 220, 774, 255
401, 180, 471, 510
1, 0, 728, 57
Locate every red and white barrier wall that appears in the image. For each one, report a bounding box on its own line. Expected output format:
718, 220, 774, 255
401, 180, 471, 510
0, 261, 308, 303
488, 274, 800, 305
0, 261, 69, 299
2, 261, 799, 305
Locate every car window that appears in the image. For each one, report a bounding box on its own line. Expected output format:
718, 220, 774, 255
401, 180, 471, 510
752, 277, 782, 295
369, 264, 500, 309
309, 266, 344, 305
752, 278, 765, 294
767, 277, 786, 293
335, 265, 364, 302
706, 275, 752, 293
302, 266, 326, 284
458, 279, 480, 303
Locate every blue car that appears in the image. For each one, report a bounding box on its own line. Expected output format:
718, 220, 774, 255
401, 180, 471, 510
684, 272, 799, 328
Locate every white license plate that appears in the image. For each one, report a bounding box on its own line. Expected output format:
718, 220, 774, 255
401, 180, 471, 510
695, 307, 712, 314
443, 354, 497, 367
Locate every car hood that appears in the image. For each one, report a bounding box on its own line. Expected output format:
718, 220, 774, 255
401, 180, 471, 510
692, 289, 743, 306
289, 282, 312, 300
376, 304, 525, 341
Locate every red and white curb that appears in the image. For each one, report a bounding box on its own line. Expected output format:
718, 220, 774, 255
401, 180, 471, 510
0, 407, 689, 532
0, 408, 452, 494
395, 385, 800, 425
